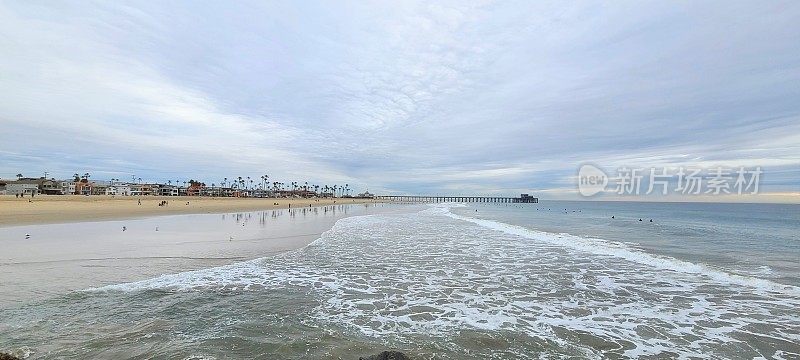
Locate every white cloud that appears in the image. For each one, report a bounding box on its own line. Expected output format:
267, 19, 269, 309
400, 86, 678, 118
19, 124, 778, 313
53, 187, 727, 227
1, 1, 798, 199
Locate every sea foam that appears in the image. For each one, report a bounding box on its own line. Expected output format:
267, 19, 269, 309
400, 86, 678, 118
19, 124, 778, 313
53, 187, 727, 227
438, 204, 800, 296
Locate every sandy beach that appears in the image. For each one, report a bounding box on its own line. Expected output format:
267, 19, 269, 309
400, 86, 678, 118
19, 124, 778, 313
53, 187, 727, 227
0, 201, 406, 307
0, 195, 381, 227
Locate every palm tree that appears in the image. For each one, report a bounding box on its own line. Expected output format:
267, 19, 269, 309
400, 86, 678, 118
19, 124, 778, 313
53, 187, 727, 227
73, 173, 80, 182
83, 173, 91, 181
345, 184, 350, 196
223, 177, 228, 187
15, 173, 23, 180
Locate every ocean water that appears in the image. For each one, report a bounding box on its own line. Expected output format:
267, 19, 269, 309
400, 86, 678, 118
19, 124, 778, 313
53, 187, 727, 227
1, 201, 799, 359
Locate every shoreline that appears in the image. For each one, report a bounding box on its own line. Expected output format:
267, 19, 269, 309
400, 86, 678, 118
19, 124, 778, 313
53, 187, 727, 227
0, 195, 384, 227
0, 200, 404, 307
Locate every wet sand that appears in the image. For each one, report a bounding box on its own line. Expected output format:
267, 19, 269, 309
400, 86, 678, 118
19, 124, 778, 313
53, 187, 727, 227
0, 195, 380, 227
0, 203, 410, 307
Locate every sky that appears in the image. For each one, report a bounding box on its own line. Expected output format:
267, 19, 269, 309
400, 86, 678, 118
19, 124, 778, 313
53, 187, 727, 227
1, 1, 798, 201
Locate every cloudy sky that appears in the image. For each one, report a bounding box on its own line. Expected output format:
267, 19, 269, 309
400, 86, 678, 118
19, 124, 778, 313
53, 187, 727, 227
1, 1, 798, 200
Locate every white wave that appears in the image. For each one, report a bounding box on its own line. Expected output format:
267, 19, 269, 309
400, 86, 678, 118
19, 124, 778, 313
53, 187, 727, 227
439, 205, 800, 296
76, 203, 800, 358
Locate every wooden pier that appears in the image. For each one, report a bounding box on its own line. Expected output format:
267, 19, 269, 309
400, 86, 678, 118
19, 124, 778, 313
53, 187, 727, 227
375, 194, 538, 203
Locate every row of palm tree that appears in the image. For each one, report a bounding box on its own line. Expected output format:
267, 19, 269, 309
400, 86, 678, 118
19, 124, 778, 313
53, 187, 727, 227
215, 176, 352, 197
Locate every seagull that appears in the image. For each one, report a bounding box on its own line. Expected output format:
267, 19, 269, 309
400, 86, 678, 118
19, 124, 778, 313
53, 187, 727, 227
25, 233, 30, 239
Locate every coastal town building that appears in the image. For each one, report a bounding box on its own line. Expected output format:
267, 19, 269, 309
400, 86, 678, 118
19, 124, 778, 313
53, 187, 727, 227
6, 183, 39, 196
105, 184, 131, 196
158, 185, 179, 196
75, 181, 93, 195
130, 184, 158, 196
61, 181, 76, 195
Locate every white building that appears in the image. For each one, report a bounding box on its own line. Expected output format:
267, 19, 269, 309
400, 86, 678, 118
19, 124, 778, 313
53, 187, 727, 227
158, 185, 179, 196
61, 181, 76, 195
106, 184, 131, 196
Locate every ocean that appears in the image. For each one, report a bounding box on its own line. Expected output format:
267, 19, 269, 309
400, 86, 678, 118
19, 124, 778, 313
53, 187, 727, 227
1, 201, 799, 359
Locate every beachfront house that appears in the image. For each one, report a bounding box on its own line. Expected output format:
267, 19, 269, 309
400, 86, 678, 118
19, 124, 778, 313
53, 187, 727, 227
6, 183, 39, 196
75, 181, 93, 195
130, 183, 158, 196
4, 178, 61, 195
106, 184, 131, 196
91, 183, 109, 195
275, 189, 317, 198
38, 179, 64, 195
1, 178, 65, 195
61, 181, 76, 195
251, 189, 274, 198
218, 187, 235, 197
157, 185, 179, 196
186, 182, 206, 196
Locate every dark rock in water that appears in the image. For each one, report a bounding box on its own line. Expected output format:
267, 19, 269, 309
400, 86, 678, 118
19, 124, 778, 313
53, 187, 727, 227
359, 350, 410, 360
0, 353, 20, 360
